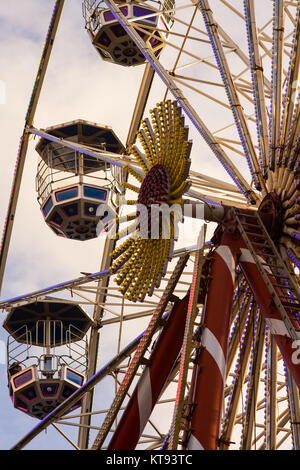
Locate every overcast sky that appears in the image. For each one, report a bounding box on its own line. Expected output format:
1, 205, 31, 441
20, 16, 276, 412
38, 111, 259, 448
0, 0, 268, 450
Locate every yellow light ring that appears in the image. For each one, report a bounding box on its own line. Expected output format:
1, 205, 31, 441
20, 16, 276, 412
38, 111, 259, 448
118, 259, 144, 293
169, 158, 190, 188
111, 240, 139, 272
112, 255, 133, 275
124, 256, 156, 299
152, 111, 164, 151
159, 214, 176, 240
119, 246, 145, 278
168, 163, 185, 189
140, 239, 162, 269
128, 240, 171, 300
111, 100, 193, 301
168, 198, 185, 206
141, 118, 156, 151
114, 213, 138, 225
157, 141, 185, 175
140, 132, 156, 164
115, 260, 143, 289
151, 105, 180, 141
172, 137, 187, 163
137, 130, 155, 168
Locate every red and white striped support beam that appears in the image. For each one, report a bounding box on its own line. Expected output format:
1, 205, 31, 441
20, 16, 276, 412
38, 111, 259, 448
108, 296, 190, 450
184, 232, 239, 450
239, 245, 300, 389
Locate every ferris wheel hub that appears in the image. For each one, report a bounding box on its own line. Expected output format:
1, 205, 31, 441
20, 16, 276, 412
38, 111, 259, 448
4, 298, 91, 420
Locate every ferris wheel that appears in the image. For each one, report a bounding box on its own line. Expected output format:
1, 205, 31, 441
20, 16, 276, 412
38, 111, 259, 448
1, 0, 300, 451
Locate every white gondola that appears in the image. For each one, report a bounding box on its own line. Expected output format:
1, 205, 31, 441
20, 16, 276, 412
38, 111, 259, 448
4, 298, 91, 419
